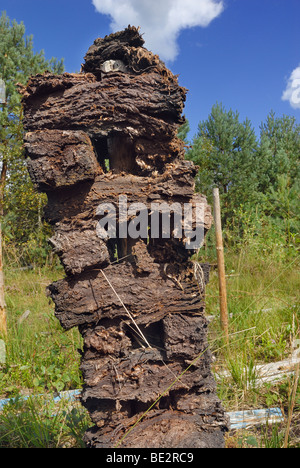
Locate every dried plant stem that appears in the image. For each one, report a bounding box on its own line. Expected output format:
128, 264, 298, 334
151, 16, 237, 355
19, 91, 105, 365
283, 360, 300, 448
100, 269, 151, 349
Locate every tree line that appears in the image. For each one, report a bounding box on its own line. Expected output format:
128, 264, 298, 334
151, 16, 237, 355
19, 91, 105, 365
183, 104, 299, 252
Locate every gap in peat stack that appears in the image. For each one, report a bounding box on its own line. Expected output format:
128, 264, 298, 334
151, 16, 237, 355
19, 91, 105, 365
92, 133, 138, 174
91, 135, 110, 173
124, 320, 165, 351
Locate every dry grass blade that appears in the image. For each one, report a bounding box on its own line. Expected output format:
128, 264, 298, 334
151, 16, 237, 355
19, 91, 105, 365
283, 347, 300, 448
100, 269, 152, 349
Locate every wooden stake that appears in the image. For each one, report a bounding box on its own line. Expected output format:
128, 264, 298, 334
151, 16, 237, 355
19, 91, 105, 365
213, 188, 229, 344
0, 239, 7, 336
283, 333, 300, 448
0, 222, 7, 337
0, 91, 7, 338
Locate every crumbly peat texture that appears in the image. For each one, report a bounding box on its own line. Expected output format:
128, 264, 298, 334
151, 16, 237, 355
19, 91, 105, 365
22, 26, 229, 448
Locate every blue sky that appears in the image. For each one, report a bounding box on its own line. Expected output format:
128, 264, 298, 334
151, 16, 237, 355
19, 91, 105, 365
1, 0, 299, 139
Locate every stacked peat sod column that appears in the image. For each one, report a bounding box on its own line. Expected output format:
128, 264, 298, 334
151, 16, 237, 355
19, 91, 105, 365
22, 27, 228, 448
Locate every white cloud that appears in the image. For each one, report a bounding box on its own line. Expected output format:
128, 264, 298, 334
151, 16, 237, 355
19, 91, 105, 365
282, 65, 300, 110
92, 0, 224, 61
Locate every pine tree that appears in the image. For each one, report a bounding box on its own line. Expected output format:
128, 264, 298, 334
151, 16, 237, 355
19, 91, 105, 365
258, 112, 300, 244
186, 102, 258, 223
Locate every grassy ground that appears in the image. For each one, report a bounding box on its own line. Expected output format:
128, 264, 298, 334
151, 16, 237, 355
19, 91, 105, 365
203, 240, 300, 448
1, 264, 82, 395
0, 243, 299, 448
0, 262, 89, 448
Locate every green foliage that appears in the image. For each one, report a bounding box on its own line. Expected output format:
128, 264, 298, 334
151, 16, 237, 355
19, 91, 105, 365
0, 265, 82, 397
0, 11, 64, 129
187, 103, 258, 219
257, 112, 300, 245
0, 396, 90, 448
206, 244, 299, 411
0, 264, 88, 448
186, 103, 300, 250
0, 11, 64, 264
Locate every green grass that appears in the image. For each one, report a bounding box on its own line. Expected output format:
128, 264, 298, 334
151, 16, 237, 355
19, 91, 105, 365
0, 261, 88, 448
208, 250, 299, 361
0, 394, 90, 448
206, 246, 300, 403
1, 264, 83, 397
201, 241, 300, 448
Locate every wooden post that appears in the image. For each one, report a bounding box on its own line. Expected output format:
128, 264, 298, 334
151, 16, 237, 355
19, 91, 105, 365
0, 222, 7, 337
213, 188, 229, 344
0, 82, 7, 338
